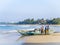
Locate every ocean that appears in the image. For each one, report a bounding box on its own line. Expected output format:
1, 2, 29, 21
0, 25, 60, 33
0, 24, 60, 45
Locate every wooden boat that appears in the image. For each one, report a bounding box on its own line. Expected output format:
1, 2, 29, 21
17, 29, 54, 36
17, 30, 36, 36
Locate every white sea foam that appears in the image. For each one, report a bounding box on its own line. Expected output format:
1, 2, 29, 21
0, 28, 34, 34
0, 30, 17, 34
17, 25, 31, 27
0, 25, 7, 26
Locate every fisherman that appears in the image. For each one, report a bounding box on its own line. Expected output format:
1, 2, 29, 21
40, 26, 44, 34
45, 25, 49, 35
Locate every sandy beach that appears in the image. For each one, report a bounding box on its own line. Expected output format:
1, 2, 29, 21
25, 33, 60, 43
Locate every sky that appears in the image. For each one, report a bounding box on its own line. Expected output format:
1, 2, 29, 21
0, 0, 60, 22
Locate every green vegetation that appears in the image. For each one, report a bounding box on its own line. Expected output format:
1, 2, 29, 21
0, 18, 60, 25
16, 18, 60, 24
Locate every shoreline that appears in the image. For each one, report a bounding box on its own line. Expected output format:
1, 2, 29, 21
1, 24, 60, 26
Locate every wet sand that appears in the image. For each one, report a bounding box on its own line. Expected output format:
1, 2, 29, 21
22, 43, 60, 45
21, 33, 60, 45
0, 33, 25, 45
0, 33, 60, 45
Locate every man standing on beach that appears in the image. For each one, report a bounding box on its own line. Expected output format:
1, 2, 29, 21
40, 26, 44, 34
45, 25, 49, 35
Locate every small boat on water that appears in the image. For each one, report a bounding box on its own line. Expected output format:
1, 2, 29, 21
17, 29, 54, 36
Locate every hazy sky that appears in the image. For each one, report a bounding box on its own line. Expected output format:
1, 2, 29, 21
0, 0, 60, 22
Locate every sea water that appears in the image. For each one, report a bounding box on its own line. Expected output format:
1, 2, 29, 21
0, 24, 60, 45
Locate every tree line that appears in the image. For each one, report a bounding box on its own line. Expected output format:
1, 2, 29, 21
16, 18, 60, 24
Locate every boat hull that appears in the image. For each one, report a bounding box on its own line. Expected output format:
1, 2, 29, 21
17, 30, 54, 36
